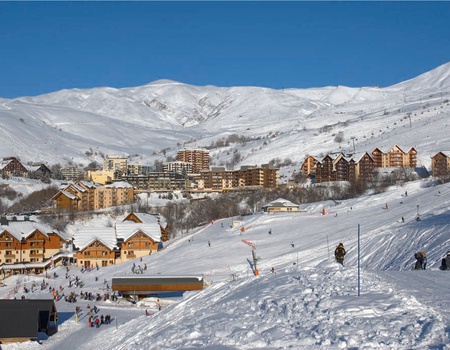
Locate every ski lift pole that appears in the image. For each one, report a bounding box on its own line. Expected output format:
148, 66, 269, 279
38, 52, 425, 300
327, 235, 330, 260
358, 224, 361, 297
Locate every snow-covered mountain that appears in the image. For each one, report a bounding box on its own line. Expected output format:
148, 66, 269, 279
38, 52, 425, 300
1, 62, 450, 169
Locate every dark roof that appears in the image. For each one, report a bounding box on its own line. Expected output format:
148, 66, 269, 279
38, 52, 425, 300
0, 299, 57, 340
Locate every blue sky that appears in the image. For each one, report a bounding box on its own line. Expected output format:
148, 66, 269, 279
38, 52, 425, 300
1, 1, 450, 98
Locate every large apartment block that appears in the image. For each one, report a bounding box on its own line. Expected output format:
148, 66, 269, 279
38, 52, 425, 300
163, 161, 193, 175
176, 148, 210, 173
103, 156, 128, 172
52, 180, 134, 211
199, 164, 279, 191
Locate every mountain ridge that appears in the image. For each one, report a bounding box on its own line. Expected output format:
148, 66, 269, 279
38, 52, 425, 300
1, 62, 449, 171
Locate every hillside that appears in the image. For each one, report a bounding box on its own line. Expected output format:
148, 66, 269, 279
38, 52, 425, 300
1, 178, 450, 349
1, 62, 450, 170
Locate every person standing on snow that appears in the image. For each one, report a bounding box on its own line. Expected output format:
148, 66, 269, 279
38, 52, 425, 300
440, 251, 450, 270
414, 252, 424, 270
334, 243, 346, 266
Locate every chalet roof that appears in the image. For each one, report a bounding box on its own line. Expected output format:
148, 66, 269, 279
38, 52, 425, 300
61, 190, 79, 200
73, 227, 118, 251
374, 145, 415, 154
124, 212, 167, 229
0, 221, 60, 241
0, 299, 57, 340
78, 180, 102, 189
262, 198, 299, 208
115, 222, 161, 242
350, 152, 374, 163
0, 159, 13, 170
433, 151, 450, 158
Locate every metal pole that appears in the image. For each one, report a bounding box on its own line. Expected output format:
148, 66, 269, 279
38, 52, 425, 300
358, 224, 361, 297
327, 235, 330, 260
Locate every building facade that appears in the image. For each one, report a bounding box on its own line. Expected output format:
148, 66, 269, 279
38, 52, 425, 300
176, 148, 210, 173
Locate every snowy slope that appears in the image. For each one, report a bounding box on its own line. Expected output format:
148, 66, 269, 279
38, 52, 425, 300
1, 179, 450, 349
0, 62, 449, 170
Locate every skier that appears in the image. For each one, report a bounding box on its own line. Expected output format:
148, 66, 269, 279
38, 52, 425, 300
414, 252, 424, 270
208, 240, 211, 247
334, 243, 346, 266
421, 252, 427, 269
440, 251, 450, 270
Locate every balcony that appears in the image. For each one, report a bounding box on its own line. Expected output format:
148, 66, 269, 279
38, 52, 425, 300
126, 254, 136, 259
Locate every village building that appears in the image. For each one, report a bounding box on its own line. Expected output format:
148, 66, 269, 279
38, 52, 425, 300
300, 156, 319, 179
0, 217, 71, 277
60, 165, 85, 181
103, 155, 128, 173
176, 148, 210, 173
262, 198, 300, 213
123, 212, 170, 242
120, 172, 187, 192
27, 163, 52, 180
52, 180, 134, 211
431, 151, 450, 177
0, 299, 58, 343
86, 170, 115, 184
198, 164, 279, 192
163, 161, 193, 175
0, 157, 28, 178
73, 212, 164, 267
73, 227, 119, 268
371, 145, 417, 168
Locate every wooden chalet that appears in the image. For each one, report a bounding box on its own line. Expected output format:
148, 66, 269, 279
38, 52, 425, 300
116, 221, 162, 261
0, 157, 28, 178
262, 198, 300, 213
371, 145, 417, 168
124, 212, 170, 242
27, 163, 52, 179
431, 151, 450, 177
300, 156, 319, 178
73, 228, 118, 268
0, 218, 69, 266
0, 299, 58, 343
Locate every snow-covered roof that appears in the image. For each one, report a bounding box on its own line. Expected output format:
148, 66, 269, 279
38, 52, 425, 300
434, 151, 450, 158
127, 212, 160, 224
61, 190, 79, 200
73, 227, 118, 251
0, 159, 12, 170
106, 181, 133, 188
115, 222, 161, 242
262, 198, 299, 208
78, 180, 102, 189
0, 221, 58, 241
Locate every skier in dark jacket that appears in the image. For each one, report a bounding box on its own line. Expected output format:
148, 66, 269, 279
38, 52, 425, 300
335, 243, 346, 266
414, 252, 424, 270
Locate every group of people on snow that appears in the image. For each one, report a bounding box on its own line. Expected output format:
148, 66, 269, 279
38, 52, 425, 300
413, 251, 427, 270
